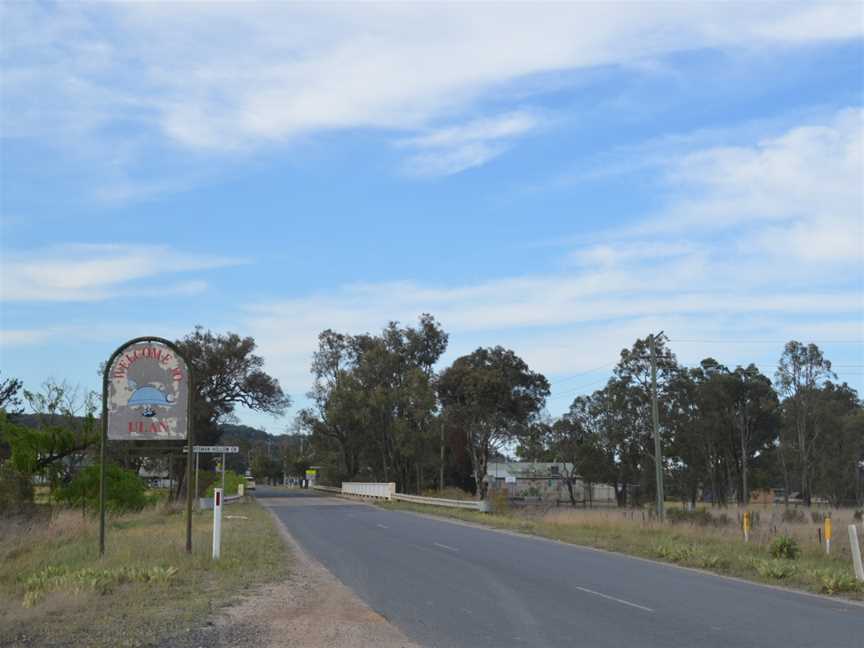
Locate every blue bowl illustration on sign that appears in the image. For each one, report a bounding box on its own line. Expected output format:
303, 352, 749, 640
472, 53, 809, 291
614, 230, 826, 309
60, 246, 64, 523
128, 385, 173, 417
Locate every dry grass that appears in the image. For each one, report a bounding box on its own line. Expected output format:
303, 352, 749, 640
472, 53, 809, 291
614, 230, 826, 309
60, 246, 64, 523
0, 499, 289, 648
381, 500, 864, 599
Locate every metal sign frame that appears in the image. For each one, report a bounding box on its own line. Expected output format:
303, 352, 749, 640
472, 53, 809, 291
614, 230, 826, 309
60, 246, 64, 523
100, 336, 194, 557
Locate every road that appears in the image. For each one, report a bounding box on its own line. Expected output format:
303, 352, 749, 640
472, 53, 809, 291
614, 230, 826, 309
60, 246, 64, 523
256, 487, 864, 648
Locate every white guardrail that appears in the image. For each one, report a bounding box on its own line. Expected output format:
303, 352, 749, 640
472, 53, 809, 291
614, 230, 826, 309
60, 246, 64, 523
313, 482, 486, 512
394, 493, 485, 511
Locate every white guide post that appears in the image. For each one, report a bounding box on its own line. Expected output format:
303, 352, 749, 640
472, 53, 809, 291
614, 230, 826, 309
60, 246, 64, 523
849, 525, 864, 582
212, 488, 223, 560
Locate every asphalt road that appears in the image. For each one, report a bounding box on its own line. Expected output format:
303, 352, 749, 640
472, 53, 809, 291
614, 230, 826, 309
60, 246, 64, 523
257, 487, 864, 648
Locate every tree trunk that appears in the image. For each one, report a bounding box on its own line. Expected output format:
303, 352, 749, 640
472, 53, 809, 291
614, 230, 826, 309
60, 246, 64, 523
740, 421, 749, 507
565, 478, 577, 507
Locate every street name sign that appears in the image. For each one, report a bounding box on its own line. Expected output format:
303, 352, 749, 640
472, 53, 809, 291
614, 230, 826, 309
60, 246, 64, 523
190, 445, 239, 454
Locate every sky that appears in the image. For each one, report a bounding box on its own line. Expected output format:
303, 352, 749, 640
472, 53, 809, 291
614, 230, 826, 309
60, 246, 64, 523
1, 2, 863, 433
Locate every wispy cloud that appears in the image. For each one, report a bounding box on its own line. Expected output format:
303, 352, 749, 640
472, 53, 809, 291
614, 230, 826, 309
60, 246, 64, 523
3, 3, 860, 155
0, 244, 244, 302
241, 109, 863, 397
398, 111, 541, 176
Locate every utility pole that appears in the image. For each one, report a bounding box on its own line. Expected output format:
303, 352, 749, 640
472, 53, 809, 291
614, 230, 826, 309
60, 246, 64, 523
650, 332, 665, 520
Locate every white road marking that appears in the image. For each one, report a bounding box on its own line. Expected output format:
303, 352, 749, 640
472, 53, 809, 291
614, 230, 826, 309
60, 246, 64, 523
434, 542, 459, 552
575, 586, 653, 613
377, 523, 389, 529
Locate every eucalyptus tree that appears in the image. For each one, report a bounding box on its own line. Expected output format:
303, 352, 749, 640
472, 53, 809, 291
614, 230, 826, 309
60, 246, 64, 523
438, 346, 549, 499
810, 382, 863, 507
301, 315, 447, 490
775, 342, 835, 505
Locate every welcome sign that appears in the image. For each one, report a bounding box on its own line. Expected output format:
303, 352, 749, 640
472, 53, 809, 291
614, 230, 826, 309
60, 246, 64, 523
106, 339, 189, 440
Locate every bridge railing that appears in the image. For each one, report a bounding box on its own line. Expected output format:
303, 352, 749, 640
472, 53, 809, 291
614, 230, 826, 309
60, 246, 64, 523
341, 482, 397, 500
313, 481, 487, 512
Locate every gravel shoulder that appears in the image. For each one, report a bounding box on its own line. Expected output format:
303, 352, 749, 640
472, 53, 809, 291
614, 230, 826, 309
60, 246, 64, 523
158, 497, 418, 648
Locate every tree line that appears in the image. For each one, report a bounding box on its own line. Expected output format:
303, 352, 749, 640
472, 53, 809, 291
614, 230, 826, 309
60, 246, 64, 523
1, 318, 862, 510
300, 316, 863, 507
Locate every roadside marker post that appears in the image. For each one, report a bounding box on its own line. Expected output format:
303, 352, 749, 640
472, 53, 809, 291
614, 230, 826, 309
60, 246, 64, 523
212, 488, 223, 560
742, 511, 751, 543
825, 517, 832, 555
849, 525, 864, 582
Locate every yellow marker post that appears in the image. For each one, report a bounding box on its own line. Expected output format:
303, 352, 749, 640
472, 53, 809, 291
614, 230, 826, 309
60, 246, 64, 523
825, 517, 832, 555
743, 511, 751, 543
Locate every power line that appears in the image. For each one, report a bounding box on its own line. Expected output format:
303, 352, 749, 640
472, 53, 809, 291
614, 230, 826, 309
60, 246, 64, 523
669, 338, 863, 344
550, 361, 619, 386
548, 376, 610, 400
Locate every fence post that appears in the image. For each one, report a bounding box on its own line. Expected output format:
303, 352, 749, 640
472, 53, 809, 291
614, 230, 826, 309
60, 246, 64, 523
849, 525, 864, 582
212, 488, 223, 560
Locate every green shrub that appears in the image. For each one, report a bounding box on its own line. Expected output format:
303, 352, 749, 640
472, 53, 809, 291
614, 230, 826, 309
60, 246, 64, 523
769, 535, 800, 560
756, 559, 797, 580
654, 543, 696, 563
21, 564, 178, 607
56, 464, 151, 513
815, 569, 864, 595
204, 469, 244, 496
781, 508, 806, 523
697, 553, 729, 570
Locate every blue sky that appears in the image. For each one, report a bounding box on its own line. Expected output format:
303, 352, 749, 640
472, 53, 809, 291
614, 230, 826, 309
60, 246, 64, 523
1, 2, 862, 432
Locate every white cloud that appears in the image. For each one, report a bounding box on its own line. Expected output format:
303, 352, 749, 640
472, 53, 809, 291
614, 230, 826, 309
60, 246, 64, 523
2, 2, 860, 159
398, 110, 540, 175
0, 244, 243, 301
241, 109, 863, 402
0, 328, 57, 347
645, 108, 864, 264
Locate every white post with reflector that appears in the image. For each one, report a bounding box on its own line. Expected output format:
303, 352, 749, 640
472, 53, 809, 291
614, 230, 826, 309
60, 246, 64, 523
212, 488, 223, 560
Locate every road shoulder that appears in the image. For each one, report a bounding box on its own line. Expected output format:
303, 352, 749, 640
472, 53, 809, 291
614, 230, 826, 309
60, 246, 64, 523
176, 499, 418, 648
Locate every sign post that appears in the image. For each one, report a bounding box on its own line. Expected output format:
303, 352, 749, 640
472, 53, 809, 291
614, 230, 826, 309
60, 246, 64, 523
212, 488, 223, 560
100, 337, 193, 557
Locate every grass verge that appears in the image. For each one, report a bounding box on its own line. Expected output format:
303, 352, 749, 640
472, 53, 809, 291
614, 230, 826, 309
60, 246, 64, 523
0, 499, 289, 647
379, 501, 864, 600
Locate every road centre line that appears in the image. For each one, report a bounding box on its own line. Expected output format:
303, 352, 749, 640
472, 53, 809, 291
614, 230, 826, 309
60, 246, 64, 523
377, 523, 389, 529
575, 586, 653, 613
433, 542, 459, 552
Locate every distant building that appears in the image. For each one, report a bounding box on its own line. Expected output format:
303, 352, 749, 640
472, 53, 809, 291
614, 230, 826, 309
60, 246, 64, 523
485, 462, 617, 504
